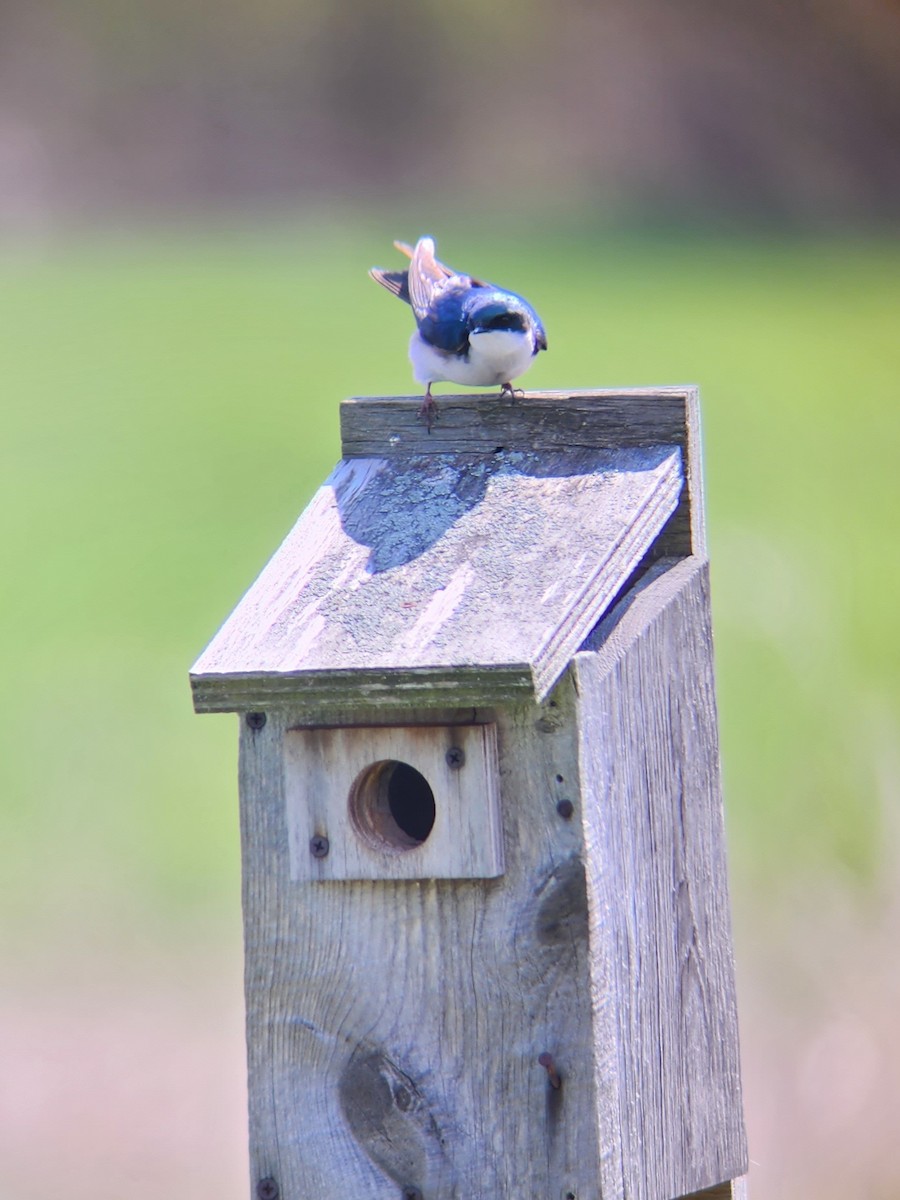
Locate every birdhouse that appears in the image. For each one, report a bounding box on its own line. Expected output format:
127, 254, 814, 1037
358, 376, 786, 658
191, 389, 748, 1200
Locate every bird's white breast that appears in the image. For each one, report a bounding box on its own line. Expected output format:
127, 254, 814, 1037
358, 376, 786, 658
409, 329, 536, 388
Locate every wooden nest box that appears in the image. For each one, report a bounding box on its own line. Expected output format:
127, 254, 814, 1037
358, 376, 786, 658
191, 390, 748, 1200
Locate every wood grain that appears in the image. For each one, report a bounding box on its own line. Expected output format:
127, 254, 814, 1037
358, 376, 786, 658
239, 684, 607, 1199
283, 722, 503, 880
574, 556, 748, 1199
340, 389, 694, 456
206, 389, 748, 1198
677, 1178, 748, 1199
340, 388, 707, 558
192, 444, 682, 713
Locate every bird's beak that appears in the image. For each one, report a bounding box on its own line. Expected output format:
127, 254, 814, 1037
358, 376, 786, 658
535, 328, 548, 352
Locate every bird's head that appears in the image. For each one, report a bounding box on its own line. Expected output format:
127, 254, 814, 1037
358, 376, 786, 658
468, 291, 548, 353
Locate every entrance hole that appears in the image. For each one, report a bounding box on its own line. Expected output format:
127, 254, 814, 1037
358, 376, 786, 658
349, 760, 436, 852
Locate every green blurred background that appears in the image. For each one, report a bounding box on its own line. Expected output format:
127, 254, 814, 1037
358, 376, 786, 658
1, 4, 899, 1198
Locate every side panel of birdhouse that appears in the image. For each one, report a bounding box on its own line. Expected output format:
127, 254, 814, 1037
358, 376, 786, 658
237, 685, 606, 1200
575, 556, 748, 1200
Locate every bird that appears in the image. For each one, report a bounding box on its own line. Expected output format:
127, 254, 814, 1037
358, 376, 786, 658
369, 237, 547, 430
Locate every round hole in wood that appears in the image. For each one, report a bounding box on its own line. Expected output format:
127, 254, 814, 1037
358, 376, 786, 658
349, 760, 436, 852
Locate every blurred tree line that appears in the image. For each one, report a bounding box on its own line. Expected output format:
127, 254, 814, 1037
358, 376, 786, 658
0, 0, 898, 230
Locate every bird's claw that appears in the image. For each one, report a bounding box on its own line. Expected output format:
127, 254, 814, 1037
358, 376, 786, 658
417, 387, 439, 433
499, 382, 524, 401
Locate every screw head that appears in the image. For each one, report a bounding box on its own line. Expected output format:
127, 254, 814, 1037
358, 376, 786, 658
257, 1178, 279, 1200
246, 712, 267, 731
310, 834, 330, 859
556, 798, 574, 820
445, 746, 465, 770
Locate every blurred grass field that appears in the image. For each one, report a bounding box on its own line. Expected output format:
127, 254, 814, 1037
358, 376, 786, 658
1, 221, 899, 1198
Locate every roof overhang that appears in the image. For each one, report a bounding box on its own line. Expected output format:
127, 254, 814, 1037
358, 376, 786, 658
191, 389, 704, 713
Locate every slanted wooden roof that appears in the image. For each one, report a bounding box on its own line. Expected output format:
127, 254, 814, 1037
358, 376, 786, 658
191, 389, 703, 712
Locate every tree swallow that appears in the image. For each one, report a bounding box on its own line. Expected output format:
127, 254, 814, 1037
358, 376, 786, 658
369, 237, 548, 429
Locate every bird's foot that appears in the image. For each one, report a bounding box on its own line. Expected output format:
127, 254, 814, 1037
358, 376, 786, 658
499, 382, 524, 401
417, 385, 439, 433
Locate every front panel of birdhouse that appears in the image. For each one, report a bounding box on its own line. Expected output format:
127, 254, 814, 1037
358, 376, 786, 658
239, 688, 603, 1200
283, 722, 503, 880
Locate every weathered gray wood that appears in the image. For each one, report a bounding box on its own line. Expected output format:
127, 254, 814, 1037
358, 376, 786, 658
580, 554, 683, 652
677, 1178, 748, 1199
341, 389, 693, 456
340, 388, 707, 558
192, 663, 534, 714
239, 685, 607, 1199
283, 721, 503, 880
574, 556, 747, 1199
192, 444, 682, 713
197, 388, 747, 1199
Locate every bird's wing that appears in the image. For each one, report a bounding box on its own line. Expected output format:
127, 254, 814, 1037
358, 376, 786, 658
403, 237, 490, 313
368, 239, 458, 307
368, 266, 410, 304
370, 238, 493, 347
407, 237, 457, 322
393, 239, 450, 278
415, 281, 474, 354
396, 237, 489, 281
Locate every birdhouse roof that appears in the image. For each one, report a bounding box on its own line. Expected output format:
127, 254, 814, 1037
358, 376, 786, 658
191, 390, 704, 712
